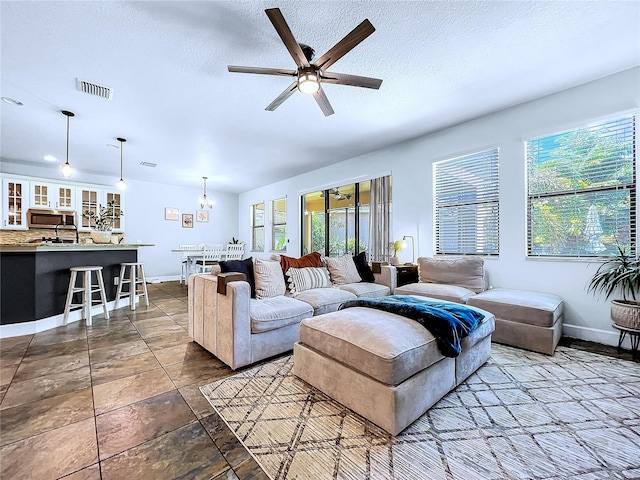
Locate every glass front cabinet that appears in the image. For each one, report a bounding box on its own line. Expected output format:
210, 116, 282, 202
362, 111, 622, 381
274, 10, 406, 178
76, 187, 125, 232
2, 177, 30, 229
30, 181, 74, 209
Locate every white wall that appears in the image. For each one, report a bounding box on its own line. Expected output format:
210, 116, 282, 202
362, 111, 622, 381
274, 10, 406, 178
0, 163, 239, 279
238, 67, 640, 347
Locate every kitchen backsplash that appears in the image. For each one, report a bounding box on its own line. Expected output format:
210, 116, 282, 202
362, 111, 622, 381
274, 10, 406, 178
0, 228, 94, 245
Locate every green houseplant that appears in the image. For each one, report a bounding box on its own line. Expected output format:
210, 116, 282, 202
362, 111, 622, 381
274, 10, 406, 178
83, 200, 123, 243
587, 243, 640, 330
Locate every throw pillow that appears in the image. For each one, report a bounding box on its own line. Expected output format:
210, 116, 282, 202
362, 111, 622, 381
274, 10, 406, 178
219, 257, 255, 298
286, 266, 332, 294
253, 258, 286, 299
352, 251, 375, 283
324, 254, 362, 285
279, 252, 324, 275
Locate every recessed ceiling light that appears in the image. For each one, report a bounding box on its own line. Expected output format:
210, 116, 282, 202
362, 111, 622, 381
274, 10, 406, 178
107, 144, 119, 149
1, 97, 23, 106
43, 155, 57, 162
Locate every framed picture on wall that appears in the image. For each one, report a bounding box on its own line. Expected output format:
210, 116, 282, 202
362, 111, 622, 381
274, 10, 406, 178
182, 213, 194, 228
165, 207, 179, 221
196, 210, 209, 223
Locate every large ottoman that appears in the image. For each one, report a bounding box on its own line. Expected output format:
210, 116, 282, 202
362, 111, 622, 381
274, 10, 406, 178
293, 304, 495, 435
467, 288, 563, 355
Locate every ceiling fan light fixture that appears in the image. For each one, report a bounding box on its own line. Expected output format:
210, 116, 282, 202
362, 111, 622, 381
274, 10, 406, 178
298, 70, 320, 94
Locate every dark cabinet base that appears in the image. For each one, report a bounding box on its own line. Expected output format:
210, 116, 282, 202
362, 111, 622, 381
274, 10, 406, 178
1, 249, 137, 325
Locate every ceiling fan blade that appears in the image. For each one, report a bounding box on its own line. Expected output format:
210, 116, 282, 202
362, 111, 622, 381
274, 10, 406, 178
314, 19, 375, 71
321, 72, 382, 90
228, 66, 296, 77
265, 8, 310, 68
313, 87, 334, 117
265, 81, 298, 111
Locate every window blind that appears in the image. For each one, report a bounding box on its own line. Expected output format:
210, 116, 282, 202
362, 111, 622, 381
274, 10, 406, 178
526, 115, 636, 257
434, 148, 500, 255
252, 202, 265, 251
271, 197, 287, 251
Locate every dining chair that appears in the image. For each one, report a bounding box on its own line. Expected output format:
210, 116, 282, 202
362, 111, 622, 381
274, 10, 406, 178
179, 244, 198, 285
196, 244, 224, 273
225, 243, 244, 261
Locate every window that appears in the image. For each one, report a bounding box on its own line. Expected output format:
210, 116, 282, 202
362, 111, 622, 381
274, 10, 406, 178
526, 115, 636, 257
271, 197, 287, 251
301, 177, 389, 259
434, 148, 500, 255
251, 202, 265, 251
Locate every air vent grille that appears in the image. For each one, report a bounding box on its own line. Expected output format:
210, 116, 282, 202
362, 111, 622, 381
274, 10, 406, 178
77, 78, 113, 100
140, 161, 157, 168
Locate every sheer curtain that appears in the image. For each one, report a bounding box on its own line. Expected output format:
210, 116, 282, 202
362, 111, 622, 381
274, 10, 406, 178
368, 175, 392, 262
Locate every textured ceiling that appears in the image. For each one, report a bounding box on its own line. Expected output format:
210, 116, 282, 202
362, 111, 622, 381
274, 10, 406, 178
1, 1, 639, 193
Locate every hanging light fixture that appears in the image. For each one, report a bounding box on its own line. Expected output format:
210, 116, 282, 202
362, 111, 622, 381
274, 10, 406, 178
60, 110, 75, 178
116, 137, 127, 190
199, 176, 214, 209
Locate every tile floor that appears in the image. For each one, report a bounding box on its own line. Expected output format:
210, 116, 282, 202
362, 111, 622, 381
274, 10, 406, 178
0, 282, 268, 480
1, 281, 636, 480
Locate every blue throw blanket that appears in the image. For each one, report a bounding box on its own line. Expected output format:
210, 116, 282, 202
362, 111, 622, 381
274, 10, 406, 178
338, 295, 485, 358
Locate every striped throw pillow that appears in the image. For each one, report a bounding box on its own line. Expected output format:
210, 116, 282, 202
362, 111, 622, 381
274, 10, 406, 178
253, 258, 286, 299
286, 266, 332, 294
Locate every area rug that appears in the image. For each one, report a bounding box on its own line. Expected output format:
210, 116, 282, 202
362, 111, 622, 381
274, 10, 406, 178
200, 344, 640, 480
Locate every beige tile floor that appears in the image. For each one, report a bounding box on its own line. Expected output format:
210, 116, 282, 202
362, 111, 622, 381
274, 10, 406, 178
0, 282, 268, 480
1, 281, 635, 480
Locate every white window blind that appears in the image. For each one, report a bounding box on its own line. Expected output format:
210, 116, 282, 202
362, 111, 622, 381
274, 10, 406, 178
434, 148, 499, 255
526, 115, 636, 257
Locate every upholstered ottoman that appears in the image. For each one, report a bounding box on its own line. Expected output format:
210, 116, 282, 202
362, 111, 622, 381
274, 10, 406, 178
293, 304, 495, 435
467, 288, 563, 355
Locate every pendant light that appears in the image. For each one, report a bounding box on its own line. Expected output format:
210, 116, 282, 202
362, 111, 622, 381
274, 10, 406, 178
199, 176, 214, 209
116, 137, 127, 190
60, 110, 75, 178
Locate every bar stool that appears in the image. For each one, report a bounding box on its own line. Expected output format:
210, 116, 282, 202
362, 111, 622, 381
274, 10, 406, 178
115, 262, 149, 311
63, 266, 110, 326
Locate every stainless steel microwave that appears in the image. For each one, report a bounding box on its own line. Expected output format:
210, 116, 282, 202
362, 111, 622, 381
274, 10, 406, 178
27, 209, 77, 229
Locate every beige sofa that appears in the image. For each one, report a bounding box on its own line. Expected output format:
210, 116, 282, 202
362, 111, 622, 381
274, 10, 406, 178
394, 256, 564, 355
188, 263, 396, 370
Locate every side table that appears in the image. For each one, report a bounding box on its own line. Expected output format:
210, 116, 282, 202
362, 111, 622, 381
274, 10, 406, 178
612, 323, 640, 361
396, 264, 418, 288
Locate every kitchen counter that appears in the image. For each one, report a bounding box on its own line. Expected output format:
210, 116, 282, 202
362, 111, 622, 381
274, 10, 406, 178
0, 243, 154, 252
1, 244, 153, 327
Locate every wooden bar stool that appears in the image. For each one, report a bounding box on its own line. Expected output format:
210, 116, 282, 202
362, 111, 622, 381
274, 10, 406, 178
115, 262, 149, 311
63, 266, 109, 326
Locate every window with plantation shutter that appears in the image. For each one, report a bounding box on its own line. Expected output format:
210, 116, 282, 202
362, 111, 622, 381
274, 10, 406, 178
434, 148, 500, 255
526, 115, 636, 258
271, 197, 287, 251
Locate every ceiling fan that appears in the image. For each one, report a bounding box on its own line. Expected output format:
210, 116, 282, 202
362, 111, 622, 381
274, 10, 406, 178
320, 188, 353, 201
228, 8, 382, 116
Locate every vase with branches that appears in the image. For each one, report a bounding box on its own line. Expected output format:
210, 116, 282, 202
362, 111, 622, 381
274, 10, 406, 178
83, 201, 123, 243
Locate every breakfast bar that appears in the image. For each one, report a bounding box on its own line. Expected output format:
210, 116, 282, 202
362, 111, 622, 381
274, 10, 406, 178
0, 243, 152, 329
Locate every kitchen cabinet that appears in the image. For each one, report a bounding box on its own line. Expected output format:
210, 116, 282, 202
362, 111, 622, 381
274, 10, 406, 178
30, 181, 74, 209
1, 177, 30, 229
77, 187, 125, 232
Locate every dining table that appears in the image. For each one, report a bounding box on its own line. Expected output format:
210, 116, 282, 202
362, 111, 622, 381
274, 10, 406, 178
171, 249, 228, 285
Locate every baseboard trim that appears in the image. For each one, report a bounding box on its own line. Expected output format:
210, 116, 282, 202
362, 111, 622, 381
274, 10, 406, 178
146, 275, 181, 284
0, 298, 131, 339
563, 323, 632, 349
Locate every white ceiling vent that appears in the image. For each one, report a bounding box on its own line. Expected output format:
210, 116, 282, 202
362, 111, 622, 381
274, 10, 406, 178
77, 78, 113, 100
140, 161, 157, 168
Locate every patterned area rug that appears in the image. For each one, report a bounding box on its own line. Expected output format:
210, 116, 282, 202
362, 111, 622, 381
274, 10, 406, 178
200, 345, 640, 480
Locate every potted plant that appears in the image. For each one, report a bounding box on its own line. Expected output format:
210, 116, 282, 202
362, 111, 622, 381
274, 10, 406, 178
587, 243, 640, 330
83, 200, 123, 244
388, 240, 403, 266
